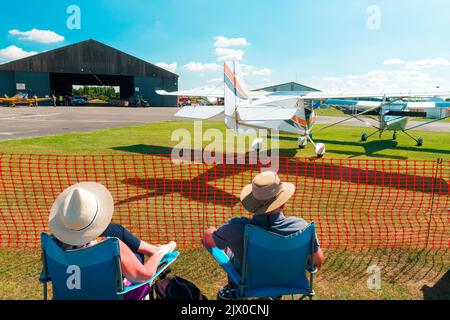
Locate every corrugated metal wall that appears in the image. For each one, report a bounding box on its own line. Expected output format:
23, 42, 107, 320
0, 71, 50, 97
134, 76, 177, 107
0, 71, 15, 96
14, 72, 50, 97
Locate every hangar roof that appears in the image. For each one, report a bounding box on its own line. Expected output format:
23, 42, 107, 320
0, 39, 178, 78
254, 81, 319, 92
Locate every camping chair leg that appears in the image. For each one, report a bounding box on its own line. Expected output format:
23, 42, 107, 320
309, 272, 314, 300
43, 282, 48, 301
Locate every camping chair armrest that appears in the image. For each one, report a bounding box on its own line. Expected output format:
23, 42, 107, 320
202, 242, 241, 286
118, 251, 179, 296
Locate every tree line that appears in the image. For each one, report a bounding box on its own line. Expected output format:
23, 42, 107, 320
72, 86, 118, 100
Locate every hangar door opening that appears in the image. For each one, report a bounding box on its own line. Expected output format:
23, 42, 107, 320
49, 73, 134, 99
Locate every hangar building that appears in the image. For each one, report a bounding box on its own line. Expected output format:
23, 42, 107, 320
0, 39, 178, 107
254, 81, 320, 93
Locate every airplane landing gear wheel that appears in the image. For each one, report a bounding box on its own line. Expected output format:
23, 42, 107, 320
361, 133, 368, 142
315, 143, 326, 158
417, 137, 423, 147
251, 138, 264, 153
297, 136, 307, 149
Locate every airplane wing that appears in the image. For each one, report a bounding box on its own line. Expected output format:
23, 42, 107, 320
157, 89, 268, 100
260, 89, 450, 100
175, 106, 225, 119
323, 99, 450, 110
237, 106, 298, 121
300, 90, 450, 100
406, 101, 450, 109
156, 89, 224, 98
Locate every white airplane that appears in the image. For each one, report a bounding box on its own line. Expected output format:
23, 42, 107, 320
157, 62, 450, 157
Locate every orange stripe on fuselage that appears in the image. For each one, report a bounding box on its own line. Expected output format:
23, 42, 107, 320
224, 63, 248, 99
292, 116, 308, 126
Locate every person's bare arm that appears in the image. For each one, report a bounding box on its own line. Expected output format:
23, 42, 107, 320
313, 248, 325, 270
203, 228, 217, 248
119, 240, 165, 283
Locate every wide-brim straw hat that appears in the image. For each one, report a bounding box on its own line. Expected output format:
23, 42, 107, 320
240, 171, 296, 215
49, 182, 114, 246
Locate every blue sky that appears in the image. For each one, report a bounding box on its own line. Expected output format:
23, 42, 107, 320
1, 0, 450, 90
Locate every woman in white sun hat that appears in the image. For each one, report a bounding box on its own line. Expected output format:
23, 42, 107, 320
48, 182, 176, 287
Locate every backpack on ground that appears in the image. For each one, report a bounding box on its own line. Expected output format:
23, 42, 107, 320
152, 272, 207, 300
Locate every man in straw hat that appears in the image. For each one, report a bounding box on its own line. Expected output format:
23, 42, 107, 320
203, 170, 324, 270
48, 182, 176, 297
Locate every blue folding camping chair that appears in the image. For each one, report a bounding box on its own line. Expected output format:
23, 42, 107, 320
39, 233, 179, 300
204, 222, 317, 300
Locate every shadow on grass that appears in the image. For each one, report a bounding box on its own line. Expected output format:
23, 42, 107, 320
0, 248, 448, 300
321, 248, 448, 287
280, 134, 450, 159
111, 144, 449, 206
317, 139, 450, 158
421, 269, 450, 300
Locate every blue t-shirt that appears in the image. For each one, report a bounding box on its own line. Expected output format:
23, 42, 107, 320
212, 213, 320, 266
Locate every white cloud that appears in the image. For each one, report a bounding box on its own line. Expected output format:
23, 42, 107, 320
384, 57, 450, 69
0, 45, 37, 62
252, 68, 272, 76
317, 57, 450, 91
214, 36, 249, 47
9, 28, 64, 44
155, 62, 177, 73
406, 58, 450, 69
240, 64, 272, 76
319, 69, 449, 91
184, 62, 221, 72
216, 48, 245, 61
384, 58, 405, 65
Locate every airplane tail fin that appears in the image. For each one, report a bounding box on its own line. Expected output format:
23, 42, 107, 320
224, 62, 250, 117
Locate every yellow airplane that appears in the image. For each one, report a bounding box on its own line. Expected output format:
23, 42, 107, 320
0, 94, 49, 107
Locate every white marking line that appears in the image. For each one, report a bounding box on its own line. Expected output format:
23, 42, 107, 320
19, 113, 62, 118
0, 118, 147, 123
0, 132, 15, 136
0, 113, 62, 120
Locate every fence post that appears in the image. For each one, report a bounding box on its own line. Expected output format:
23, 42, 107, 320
425, 158, 443, 248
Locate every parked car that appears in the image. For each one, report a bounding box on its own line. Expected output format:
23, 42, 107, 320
72, 96, 87, 106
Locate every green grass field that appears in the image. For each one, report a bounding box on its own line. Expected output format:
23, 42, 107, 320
0, 120, 448, 300
0, 120, 447, 160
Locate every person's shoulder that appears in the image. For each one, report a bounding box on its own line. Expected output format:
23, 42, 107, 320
282, 215, 309, 228
228, 216, 251, 225
217, 217, 250, 229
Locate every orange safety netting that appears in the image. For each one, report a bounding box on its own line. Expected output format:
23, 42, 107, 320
0, 154, 448, 250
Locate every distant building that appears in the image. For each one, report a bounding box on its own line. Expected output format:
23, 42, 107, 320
0, 39, 178, 107
253, 81, 320, 93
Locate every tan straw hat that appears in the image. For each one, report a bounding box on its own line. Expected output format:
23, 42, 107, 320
240, 171, 296, 215
48, 182, 114, 246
